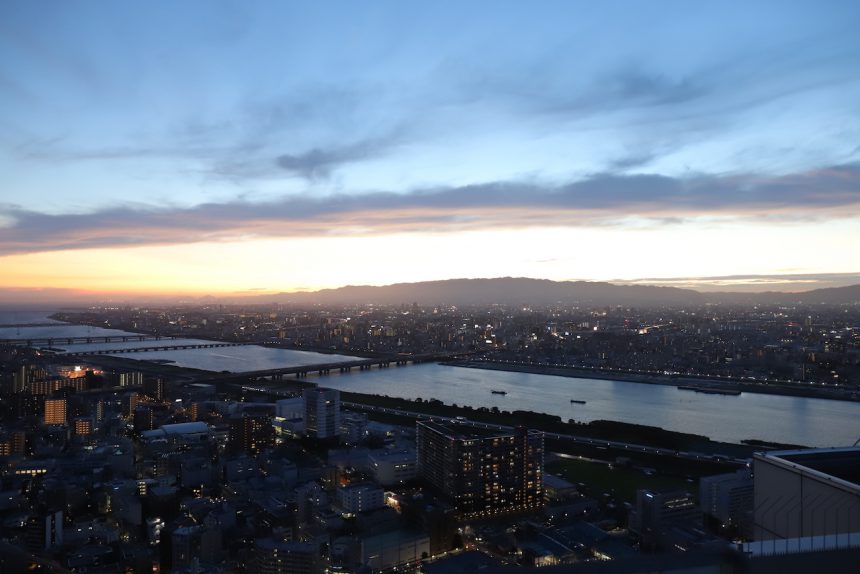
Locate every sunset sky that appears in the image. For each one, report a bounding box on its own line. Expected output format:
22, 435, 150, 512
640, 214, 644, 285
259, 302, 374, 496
1, 1, 859, 301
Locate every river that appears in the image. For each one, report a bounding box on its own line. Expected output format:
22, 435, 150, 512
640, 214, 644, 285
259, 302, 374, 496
2, 311, 857, 447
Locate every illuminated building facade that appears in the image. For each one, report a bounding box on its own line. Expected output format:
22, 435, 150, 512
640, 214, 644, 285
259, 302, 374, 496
416, 420, 544, 519
43, 398, 67, 426
73, 417, 93, 436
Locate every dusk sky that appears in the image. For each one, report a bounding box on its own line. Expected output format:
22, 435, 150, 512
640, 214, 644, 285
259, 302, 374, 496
2, 1, 859, 299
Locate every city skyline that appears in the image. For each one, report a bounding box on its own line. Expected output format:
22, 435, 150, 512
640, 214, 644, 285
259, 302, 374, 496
2, 1, 859, 299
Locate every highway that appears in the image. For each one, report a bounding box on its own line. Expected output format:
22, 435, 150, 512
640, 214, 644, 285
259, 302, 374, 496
341, 401, 749, 466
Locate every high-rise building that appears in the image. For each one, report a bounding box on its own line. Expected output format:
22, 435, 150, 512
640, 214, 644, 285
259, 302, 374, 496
122, 392, 139, 418
143, 377, 165, 401
303, 387, 341, 440
118, 371, 144, 388
416, 420, 544, 519
134, 405, 157, 432
43, 398, 67, 426
228, 413, 274, 456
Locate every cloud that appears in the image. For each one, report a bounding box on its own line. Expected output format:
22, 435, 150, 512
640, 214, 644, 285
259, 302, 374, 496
0, 162, 858, 256
274, 135, 401, 180
610, 272, 860, 293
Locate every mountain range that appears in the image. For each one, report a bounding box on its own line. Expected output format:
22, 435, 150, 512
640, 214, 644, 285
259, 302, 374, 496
249, 277, 860, 307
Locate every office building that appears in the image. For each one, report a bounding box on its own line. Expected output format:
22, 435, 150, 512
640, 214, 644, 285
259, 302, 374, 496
304, 387, 341, 440
416, 420, 544, 519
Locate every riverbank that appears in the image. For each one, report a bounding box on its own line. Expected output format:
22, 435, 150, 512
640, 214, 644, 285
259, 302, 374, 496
442, 359, 860, 403
335, 390, 804, 454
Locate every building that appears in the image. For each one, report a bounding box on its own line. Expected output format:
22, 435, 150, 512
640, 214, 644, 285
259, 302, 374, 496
416, 420, 544, 519
629, 489, 700, 550
133, 405, 157, 432
73, 417, 94, 436
341, 411, 368, 444
118, 371, 143, 388
228, 413, 274, 456
43, 398, 67, 425
171, 520, 222, 571
253, 539, 322, 574
143, 377, 164, 401
304, 387, 341, 440
359, 530, 430, 571
368, 449, 417, 486
141, 421, 212, 445
336, 483, 385, 514
753, 447, 860, 542
25, 509, 63, 552
700, 468, 753, 536
122, 392, 139, 418
275, 396, 304, 419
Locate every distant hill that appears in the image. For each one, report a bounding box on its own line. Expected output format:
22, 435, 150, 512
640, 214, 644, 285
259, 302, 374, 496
711, 284, 860, 305
256, 277, 706, 307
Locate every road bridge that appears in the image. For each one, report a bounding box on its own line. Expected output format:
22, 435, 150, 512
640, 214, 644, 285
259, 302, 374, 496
0, 334, 174, 347
63, 342, 253, 357
192, 351, 474, 383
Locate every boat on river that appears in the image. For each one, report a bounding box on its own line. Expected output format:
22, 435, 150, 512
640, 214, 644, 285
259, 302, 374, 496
678, 385, 741, 396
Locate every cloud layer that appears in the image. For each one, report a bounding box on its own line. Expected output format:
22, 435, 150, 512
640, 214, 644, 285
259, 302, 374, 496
2, 163, 858, 256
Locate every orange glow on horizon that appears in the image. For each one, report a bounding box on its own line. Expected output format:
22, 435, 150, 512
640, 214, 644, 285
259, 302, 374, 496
2, 218, 859, 300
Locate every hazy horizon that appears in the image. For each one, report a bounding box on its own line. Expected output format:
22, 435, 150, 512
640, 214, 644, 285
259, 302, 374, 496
1, 272, 859, 307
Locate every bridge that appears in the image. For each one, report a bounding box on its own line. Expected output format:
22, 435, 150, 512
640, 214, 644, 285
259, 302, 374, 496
62, 342, 254, 357
0, 322, 74, 329
193, 351, 474, 383
0, 334, 175, 347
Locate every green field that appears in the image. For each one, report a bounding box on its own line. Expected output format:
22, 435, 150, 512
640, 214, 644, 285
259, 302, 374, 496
546, 457, 695, 504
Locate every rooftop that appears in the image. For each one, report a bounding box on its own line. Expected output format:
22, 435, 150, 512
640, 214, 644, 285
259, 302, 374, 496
756, 447, 860, 490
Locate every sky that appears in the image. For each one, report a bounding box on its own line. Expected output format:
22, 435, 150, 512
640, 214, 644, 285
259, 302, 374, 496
1, 1, 859, 301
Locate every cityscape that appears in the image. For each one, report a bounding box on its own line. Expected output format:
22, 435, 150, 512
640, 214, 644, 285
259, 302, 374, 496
2, 2, 860, 573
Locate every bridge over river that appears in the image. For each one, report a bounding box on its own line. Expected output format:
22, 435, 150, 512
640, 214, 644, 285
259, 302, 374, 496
188, 351, 475, 383
62, 342, 254, 357
0, 334, 176, 347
